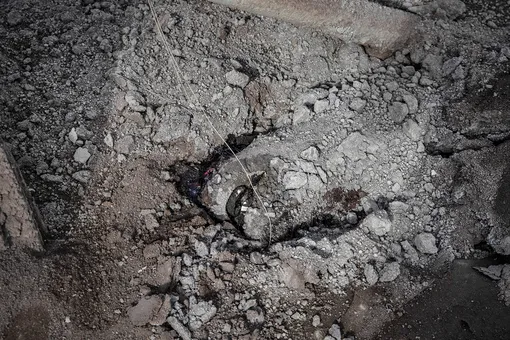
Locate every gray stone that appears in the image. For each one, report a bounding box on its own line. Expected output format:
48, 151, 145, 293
403, 94, 419, 113
73, 147, 90, 164
362, 211, 392, 236
104, 133, 114, 148
437, 0, 466, 19
329, 323, 342, 340
422, 54, 443, 79
226, 70, 250, 88
167, 316, 192, 340
442, 57, 463, 77
246, 307, 265, 325
300, 146, 320, 161
388, 102, 409, 123
403, 119, 422, 141
452, 65, 465, 80
349, 98, 367, 112
293, 106, 312, 125
364, 264, 378, 285
7, 10, 22, 26
194, 240, 209, 257
402, 65, 416, 76
314, 99, 329, 113
414, 232, 438, 254
72, 170, 91, 183
379, 262, 401, 282
68, 128, 78, 144
312, 314, 321, 327
283, 171, 308, 189
115, 135, 134, 154
346, 212, 358, 225
125, 91, 146, 111
386, 81, 399, 92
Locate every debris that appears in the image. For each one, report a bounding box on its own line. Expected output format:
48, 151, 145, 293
226, 70, 250, 88
414, 232, 438, 254
362, 211, 392, 236
379, 262, 401, 282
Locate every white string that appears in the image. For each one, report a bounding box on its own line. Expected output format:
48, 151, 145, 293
147, 0, 273, 245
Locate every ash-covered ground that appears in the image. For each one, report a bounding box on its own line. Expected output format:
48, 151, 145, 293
1, 0, 510, 339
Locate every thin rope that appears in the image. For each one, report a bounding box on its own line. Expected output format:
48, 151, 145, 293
147, 0, 273, 245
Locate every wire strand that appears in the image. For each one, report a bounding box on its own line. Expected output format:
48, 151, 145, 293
147, 0, 273, 245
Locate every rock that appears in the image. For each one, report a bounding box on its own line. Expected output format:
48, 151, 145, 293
329, 324, 342, 340
7, 10, 22, 26
402, 94, 419, 113
293, 106, 312, 125
364, 264, 378, 285
452, 65, 465, 80
437, 0, 466, 19
115, 135, 134, 154
349, 98, 367, 112
403, 119, 422, 141
312, 314, 321, 327
283, 171, 308, 189
189, 298, 217, 330
128, 295, 168, 326
226, 70, 250, 88
402, 65, 416, 76
388, 102, 409, 123
442, 57, 462, 77
314, 99, 329, 113
379, 262, 401, 282
246, 307, 265, 325
194, 240, 209, 257
414, 232, 439, 254
167, 316, 192, 340
68, 128, 78, 144
346, 212, 358, 225
73, 147, 91, 164
125, 91, 146, 111
422, 54, 443, 79
72, 170, 91, 183
300, 146, 320, 161
362, 211, 392, 236
104, 133, 114, 148
386, 81, 399, 92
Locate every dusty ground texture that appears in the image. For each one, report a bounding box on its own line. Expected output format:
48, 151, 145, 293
0, 0, 510, 339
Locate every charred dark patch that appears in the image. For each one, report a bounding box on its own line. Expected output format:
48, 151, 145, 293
324, 187, 366, 211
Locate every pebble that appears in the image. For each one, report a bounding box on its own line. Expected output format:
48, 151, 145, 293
386, 81, 399, 92
362, 211, 392, 236
246, 307, 265, 325
73, 147, 91, 164
125, 91, 146, 112
442, 57, 463, 77
167, 316, 192, 340
379, 262, 401, 282
403, 119, 422, 141
104, 132, 114, 148
68, 128, 78, 144
72, 170, 91, 183
364, 264, 378, 285
194, 240, 209, 257
225, 70, 250, 88
300, 146, 320, 161
314, 99, 329, 114
115, 135, 134, 154
349, 98, 367, 112
388, 102, 409, 123
402, 94, 418, 113
312, 314, 321, 327
414, 232, 438, 254
329, 324, 342, 340
282, 171, 308, 189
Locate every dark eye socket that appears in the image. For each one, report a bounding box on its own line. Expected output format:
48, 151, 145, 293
226, 185, 254, 226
